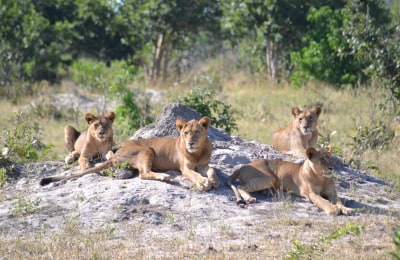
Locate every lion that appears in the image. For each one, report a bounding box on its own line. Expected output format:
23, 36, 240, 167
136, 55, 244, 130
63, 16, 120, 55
64, 111, 116, 171
227, 147, 353, 215
40, 116, 220, 191
272, 106, 321, 157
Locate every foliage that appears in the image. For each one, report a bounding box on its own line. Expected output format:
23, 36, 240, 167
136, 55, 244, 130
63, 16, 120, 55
71, 58, 154, 134
348, 119, 394, 170
0, 112, 47, 163
290, 5, 366, 87
0, 0, 75, 84
286, 222, 363, 259
392, 228, 400, 260
341, 0, 400, 104
0, 167, 7, 188
9, 196, 41, 217
177, 87, 237, 134
0, 112, 52, 187
115, 90, 154, 136
221, 0, 313, 82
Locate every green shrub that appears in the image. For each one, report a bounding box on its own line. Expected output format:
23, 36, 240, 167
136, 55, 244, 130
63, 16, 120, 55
9, 196, 41, 217
392, 229, 400, 260
177, 87, 237, 134
348, 120, 394, 169
0, 112, 45, 163
0, 112, 52, 187
70, 58, 153, 136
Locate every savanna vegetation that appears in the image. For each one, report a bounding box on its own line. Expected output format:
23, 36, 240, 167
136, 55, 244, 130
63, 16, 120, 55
0, 0, 400, 257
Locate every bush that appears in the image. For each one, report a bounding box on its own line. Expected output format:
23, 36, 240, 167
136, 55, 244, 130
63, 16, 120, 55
347, 120, 394, 169
0, 112, 45, 162
177, 87, 237, 134
0, 112, 52, 187
392, 229, 400, 259
70, 58, 154, 136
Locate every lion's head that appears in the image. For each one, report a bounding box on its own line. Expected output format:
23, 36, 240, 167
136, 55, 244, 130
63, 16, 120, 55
292, 106, 321, 135
306, 147, 334, 178
176, 116, 211, 153
85, 111, 116, 142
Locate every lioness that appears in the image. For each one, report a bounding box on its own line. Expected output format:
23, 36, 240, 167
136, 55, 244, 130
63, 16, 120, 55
272, 106, 321, 157
227, 147, 353, 215
64, 111, 116, 171
41, 117, 220, 191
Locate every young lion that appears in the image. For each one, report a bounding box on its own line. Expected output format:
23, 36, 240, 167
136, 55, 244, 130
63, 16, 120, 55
64, 111, 115, 171
41, 117, 220, 191
227, 148, 353, 215
272, 106, 321, 157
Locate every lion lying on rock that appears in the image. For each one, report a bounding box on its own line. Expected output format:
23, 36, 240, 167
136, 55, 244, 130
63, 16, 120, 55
64, 111, 115, 171
272, 106, 321, 157
227, 147, 353, 215
41, 117, 220, 191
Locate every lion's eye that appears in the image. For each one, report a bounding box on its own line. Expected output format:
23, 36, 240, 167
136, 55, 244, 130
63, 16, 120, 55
94, 124, 99, 128
299, 118, 303, 122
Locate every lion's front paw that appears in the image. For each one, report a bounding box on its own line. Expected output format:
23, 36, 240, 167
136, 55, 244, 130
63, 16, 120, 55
207, 168, 220, 189
160, 174, 171, 182
198, 178, 212, 191
65, 152, 79, 165
106, 150, 114, 160
326, 205, 340, 216
340, 206, 354, 216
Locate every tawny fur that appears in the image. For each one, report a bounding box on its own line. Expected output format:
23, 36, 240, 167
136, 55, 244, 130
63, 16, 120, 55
41, 117, 220, 191
227, 148, 353, 215
272, 106, 321, 157
64, 111, 115, 170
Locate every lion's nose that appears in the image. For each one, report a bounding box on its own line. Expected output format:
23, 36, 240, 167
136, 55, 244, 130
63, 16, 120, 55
99, 130, 105, 135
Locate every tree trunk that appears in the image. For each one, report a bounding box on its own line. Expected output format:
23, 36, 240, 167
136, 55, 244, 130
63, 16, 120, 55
162, 32, 173, 82
266, 39, 280, 84
150, 33, 164, 82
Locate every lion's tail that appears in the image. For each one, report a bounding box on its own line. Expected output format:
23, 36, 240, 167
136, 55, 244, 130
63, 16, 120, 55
226, 169, 244, 205
40, 160, 113, 186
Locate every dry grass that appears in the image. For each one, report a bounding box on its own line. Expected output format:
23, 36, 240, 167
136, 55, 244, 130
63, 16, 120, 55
0, 212, 397, 259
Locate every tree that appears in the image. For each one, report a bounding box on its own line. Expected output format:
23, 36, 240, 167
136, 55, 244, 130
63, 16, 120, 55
221, 0, 312, 83
115, 0, 222, 83
290, 5, 369, 86
0, 0, 77, 85
341, 0, 399, 104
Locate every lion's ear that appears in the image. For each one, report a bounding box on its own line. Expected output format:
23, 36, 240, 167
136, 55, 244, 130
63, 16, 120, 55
105, 111, 116, 123
176, 119, 186, 131
292, 107, 301, 117
313, 106, 322, 117
306, 147, 317, 159
199, 116, 211, 129
85, 113, 97, 125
